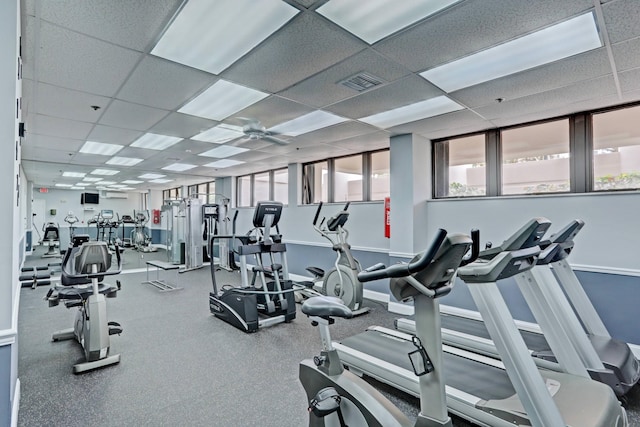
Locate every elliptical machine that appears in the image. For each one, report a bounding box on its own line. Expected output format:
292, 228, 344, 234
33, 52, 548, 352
132, 210, 156, 252
299, 229, 477, 426
63, 211, 79, 241
298, 202, 369, 316
45, 235, 123, 374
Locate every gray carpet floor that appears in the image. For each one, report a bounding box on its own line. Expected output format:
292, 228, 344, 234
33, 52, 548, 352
16, 245, 639, 426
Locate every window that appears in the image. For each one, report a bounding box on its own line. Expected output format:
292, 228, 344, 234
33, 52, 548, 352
237, 175, 251, 207
254, 172, 270, 203
303, 161, 328, 204
236, 168, 289, 207
370, 150, 390, 200
302, 149, 390, 204
273, 168, 288, 204
334, 155, 363, 202
501, 119, 570, 195
434, 134, 486, 197
592, 106, 640, 191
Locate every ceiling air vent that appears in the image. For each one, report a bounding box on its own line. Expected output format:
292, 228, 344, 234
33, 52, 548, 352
339, 72, 385, 92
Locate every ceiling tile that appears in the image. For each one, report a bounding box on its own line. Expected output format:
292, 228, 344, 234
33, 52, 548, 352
88, 124, 143, 145
34, 82, 110, 122
39, 0, 182, 51
325, 75, 442, 119
22, 146, 82, 163
612, 38, 640, 72
29, 114, 94, 140
99, 100, 170, 131
280, 48, 411, 108
149, 113, 219, 139
25, 134, 84, 152
390, 109, 492, 139
117, 56, 216, 110
230, 96, 314, 128
37, 21, 142, 96
619, 68, 640, 94
222, 12, 366, 92
294, 120, 379, 145
602, 0, 640, 43
451, 48, 613, 108
375, 0, 594, 72
114, 146, 160, 160
476, 75, 618, 122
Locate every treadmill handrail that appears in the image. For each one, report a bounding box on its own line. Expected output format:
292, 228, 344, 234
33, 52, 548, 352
358, 229, 448, 282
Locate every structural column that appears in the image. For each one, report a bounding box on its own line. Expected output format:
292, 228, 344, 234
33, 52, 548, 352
388, 133, 432, 258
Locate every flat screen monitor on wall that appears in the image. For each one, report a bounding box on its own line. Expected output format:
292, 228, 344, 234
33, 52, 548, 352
81, 192, 99, 205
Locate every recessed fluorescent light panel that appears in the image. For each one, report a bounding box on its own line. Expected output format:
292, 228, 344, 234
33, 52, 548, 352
199, 146, 249, 158
70, 186, 86, 190
149, 179, 173, 184
131, 133, 182, 150
359, 96, 464, 128
269, 111, 347, 136
108, 184, 128, 188
122, 180, 143, 184
204, 159, 245, 168
179, 80, 268, 121
192, 124, 244, 144
79, 141, 123, 156
90, 169, 120, 176
81, 177, 103, 182
106, 156, 144, 166
55, 183, 73, 188
151, 0, 299, 74
162, 163, 198, 172
139, 173, 165, 179
62, 172, 86, 178
97, 181, 116, 185
318, 0, 460, 44
420, 12, 602, 92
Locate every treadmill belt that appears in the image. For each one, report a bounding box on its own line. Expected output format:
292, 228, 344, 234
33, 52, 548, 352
340, 330, 516, 401
442, 314, 550, 353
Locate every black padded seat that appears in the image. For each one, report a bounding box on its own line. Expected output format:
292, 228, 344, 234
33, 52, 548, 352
61, 240, 112, 286
56, 283, 115, 301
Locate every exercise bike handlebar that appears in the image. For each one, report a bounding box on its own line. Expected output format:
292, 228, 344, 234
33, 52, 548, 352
312, 202, 323, 226
358, 229, 448, 282
460, 229, 480, 266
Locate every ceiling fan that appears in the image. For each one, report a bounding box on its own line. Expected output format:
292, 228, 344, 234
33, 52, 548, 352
233, 117, 289, 146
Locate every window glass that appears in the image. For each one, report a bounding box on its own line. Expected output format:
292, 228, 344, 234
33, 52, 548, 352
196, 183, 207, 204
502, 120, 570, 195
334, 155, 363, 202
436, 135, 486, 197
371, 150, 390, 200
593, 106, 640, 191
237, 175, 251, 207
273, 168, 288, 204
303, 161, 328, 204
254, 172, 270, 202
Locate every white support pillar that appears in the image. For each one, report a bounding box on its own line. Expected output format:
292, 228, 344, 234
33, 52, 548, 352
389, 133, 432, 256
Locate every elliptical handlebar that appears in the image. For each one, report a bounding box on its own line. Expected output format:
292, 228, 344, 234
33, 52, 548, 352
312, 202, 323, 226
460, 229, 480, 266
358, 229, 448, 282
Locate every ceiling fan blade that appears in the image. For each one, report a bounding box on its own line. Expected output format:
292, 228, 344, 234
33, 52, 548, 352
261, 134, 290, 146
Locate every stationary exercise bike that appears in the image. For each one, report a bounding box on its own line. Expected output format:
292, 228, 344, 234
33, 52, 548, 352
45, 235, 123, 374
299, 229, 477, 426
299, 202, 369, 316
41, 221, 61, 258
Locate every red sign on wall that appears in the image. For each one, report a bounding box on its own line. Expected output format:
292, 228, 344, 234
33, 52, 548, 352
384, 197, 390, 238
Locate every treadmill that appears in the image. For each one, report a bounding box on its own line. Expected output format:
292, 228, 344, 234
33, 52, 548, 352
334, 221, 628, 427
396, 219, 640, 397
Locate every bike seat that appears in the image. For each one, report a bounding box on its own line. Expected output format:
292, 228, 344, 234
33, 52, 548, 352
302, 296, 353, 319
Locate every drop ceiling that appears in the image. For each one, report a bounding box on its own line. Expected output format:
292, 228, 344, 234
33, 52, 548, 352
19, 0, 640, 192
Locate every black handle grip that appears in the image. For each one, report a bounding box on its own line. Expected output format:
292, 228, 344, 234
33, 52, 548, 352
358, 229, 448, 282
363, 263, 386, 273
312, 202, 323, 226
343, 202, 350, 211
232, 210, 239, 235
460, 229, 480, 266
